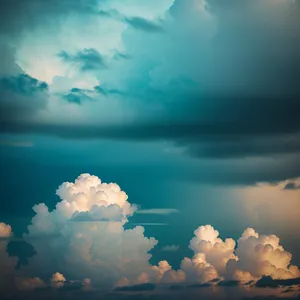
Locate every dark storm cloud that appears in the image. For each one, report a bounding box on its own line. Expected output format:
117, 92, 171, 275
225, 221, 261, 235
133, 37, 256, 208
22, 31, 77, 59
255, 276, 300, 288
7, 240, 36, 269
0, 73, 49, 123
0, 0, 100, 37
58, 49, 107, 71
2, 0, 300, 159
1, 74, 48, 95
124, 17, 163, 32
1, 0, 300, 184
62, 88, 94, 105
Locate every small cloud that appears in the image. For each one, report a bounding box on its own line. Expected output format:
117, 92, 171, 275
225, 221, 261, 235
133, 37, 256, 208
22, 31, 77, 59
113, 50, 131, 61
62, 87, 94, 105
136, 208, 179, 215
124, 16, 163, 32
0, 74, 48, 95
255, 276, 300, 288
58, 48, 107, 71
94, 85, 126, 97
282, 180, 300, 190
162, 245, 179, 252
131, 223, 169, 226
0, 222, 12, 238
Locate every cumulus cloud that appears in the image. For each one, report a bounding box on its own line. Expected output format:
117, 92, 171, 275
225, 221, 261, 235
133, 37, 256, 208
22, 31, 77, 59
27, 173, 137, 236
189, 225, 237, 275
21, 174, 157, 290
0, 222, 12, 238
127, 225, 299, 287
51, 272, 66, 288
227, 228, 300, 281
0, 175, 300, 299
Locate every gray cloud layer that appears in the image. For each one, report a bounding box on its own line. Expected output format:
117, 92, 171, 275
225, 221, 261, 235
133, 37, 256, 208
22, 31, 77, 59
1, 0, 300, 183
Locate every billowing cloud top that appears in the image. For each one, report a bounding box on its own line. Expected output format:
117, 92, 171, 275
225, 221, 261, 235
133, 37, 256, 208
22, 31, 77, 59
27, 173, 137, 236
1, 174, 299, 299
0, 222, 12, 238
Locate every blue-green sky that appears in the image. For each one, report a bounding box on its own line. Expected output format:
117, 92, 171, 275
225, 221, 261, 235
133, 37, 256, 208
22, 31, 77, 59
0, 1, 300, 299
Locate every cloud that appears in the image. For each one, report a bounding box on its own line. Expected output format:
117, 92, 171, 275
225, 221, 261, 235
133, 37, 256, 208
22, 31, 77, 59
7, 240, 36, 269
58, 48, 107, 72
136, 209, 179, 215
26, 173, 138, 236
0, 73, 49, 124
125, 225, 300, 287
11, 175, 300, 292
0, 175, 300, 299
282, 179, 300, 190
189, 225, 237, 275
1, 74, 48, 94
132, 223, 169, 226
0, 0, 299, 191
227, 228, 300, 280
124, 17, 163, 32
51, 272, 66, 288
161, 245, 179, 252
62, 88, 94, 105
0, 222, 12, 238
19, 174, 158, 290
15, 277, 46, 291
255, 276, 300, 288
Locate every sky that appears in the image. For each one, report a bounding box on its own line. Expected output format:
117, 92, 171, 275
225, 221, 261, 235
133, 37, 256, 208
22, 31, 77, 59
0, 0, 300, 299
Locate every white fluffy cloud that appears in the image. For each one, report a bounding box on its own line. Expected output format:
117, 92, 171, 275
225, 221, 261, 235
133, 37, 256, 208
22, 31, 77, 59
27, 173, 137, 236
0, 175, 299, 298
227, 227, 300, 281
127, 225, 299, 286
22, 174, 156, 289
189, 225, 237, 275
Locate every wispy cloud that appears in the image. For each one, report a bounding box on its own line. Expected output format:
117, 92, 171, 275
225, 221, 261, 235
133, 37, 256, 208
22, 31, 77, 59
161, 245, 179, 251
136, 208, 179, 215
131, 223, 169, 226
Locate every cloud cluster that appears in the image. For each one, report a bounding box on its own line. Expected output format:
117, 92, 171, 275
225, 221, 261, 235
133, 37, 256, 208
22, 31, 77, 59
123, 225, 299, 287
27, 173, 137, 236
0, 174, 299, 299
21, 174, 157, 290
1, 0, 300, 165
